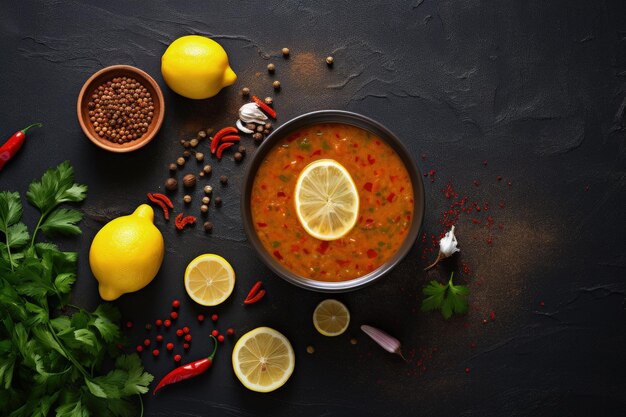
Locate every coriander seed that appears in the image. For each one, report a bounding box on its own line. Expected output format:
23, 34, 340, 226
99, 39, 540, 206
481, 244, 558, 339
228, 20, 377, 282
246, 123, 256, 131
195, 152, 204, 162
183, 141, 190, 148
264, 96, 273, 105
326, 56, 334, 65
241, 87, 250, 96
267, 63, 276, 73
165, 178, 178, 191
183, 195, 192, 204
256, 125, 264, 133
176, 157, 185, 166
200, 204, 209, 213
281, 47, 290, 57
234, 152, 243, 162
179, 139, 186, 145
203, 164, 212, 174
203, 221, 213, 232
265, 122, 273, 130
183, 150, 191, 158
190, 138, 199, 147
273, 80, 281, 90
263, 129, 270, 135
203, 185, 213, 194
199, 171, 205, 178
220, 175, 228, 185
202, 196, 210, 205
168, 163, 177, 172
252, 133, 263, 141
197, 130, 207, 139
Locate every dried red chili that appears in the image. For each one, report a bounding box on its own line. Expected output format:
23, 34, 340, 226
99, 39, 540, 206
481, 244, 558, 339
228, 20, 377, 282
251, 95, 277, 119
147, 193, 170, 220
244, 281, 263, 304
153, 193, 174, 209
216, 142, 235, 159
153, 336, 217, 394
244, 289, 266, 305
211, 126, 238, 154
175, 213, 197, 230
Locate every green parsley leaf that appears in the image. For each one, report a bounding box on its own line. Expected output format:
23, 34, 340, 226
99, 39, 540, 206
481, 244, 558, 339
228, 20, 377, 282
115, 354, 154, 395
421, 272, 470, 319
26, 161, 87, 214
6, 223, 29, 248
54, 273, 76, 295
0, 191, 22, 229
40, 208, 83, 236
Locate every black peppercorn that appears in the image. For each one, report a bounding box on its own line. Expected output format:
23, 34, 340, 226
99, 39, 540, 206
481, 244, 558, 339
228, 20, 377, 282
238, 145, 246, 154
183, 141, 190, 148
215, 196, 222, 206
203, 221, 213, 232
234, 152, 243, 162
246, 123, 256, 131
252, 133, 263, 141
183, 150, 191, 158
256, 125, 264, 133
179, 139, 186, 146
165, 178, 178, 191
220, 175, 228, 185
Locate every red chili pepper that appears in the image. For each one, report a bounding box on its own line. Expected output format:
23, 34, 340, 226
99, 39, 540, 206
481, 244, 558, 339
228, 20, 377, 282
182, 215, 196, 228
0, 123, 42, 171
211, 127, 238, 154
216, 142, 235, 159
251, 96, 277, 119
244, 289, 266, 305
244, 281, 263, 303
174, 213, 184, 230
147, 193, 170, 220
220, 135, 241, 142
153, 193, 174, 209
153, 336, 218, 395
363, 182, 373, 192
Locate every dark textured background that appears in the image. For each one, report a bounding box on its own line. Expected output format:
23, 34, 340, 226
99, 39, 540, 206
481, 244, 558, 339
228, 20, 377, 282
1, 1, 626, 416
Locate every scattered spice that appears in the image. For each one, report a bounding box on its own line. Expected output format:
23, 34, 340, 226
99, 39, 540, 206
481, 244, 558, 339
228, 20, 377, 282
153, 336, 218, 394
201, 196, 210, 205
184, 334, 192, 342
350, 338, 358, 345
217, 335, 225, 343
156, 335, 163, 342
306, 345, 315, 354
152, 349, 160, 357
155, 319, 163, 327
234, 152, 243, 162
214, 196, 222, 206
211, 126, 238, 154
195, 152, 204, 162
203, 221, 213, 232
189, 138, 199, 148
165, 178, 178, 191
360, 325, 407, 361
86, 77, 154, 144
166, 343, 174, 351
170, 311, 178, 319
183, 343, 190, 350
211, 314, 218, 321
174, 354, 182, 362
203, 185, 213, 194
252, 133, 263, 141
172, 299, 180, 308
197, 314, 205, 322
183, 174, 197, 188
164, 319, 172, 327
227, 328, 235, 336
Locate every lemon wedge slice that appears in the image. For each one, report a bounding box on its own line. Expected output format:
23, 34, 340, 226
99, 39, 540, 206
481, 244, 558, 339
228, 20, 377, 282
294, 159, 359, 241
184, 254, 235, 306
312, 299, 350, 337
232, 327, 295, 393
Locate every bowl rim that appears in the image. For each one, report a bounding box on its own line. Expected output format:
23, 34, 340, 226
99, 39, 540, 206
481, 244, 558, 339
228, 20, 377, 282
241, 110, 425, 292
76, 64, 165, 153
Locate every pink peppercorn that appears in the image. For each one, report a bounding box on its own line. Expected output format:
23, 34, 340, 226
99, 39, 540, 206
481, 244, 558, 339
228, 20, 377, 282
176, 329, 184, 337
184, 334, 192, 342
126, 321, 133, 329
143, 339, 150, 346
217, 335, 225, 343
183, 327, 190, 334
465, 367, 470, 374
211, 329, 219, 337
155, 319, 163, 327
164, 319, 171, 327
145, 324, 152, 331
136, 345, 143, 353
170, 311, 178, 319
211, 314, 218, 321
226, 328, 235, 336
183, 343, 190, 350
152, 349, 160, 357
174, 354, 182, 362
197, 314, 205, 322
156, 335, 163, 342
166, 343, 174, 351
172, 299, 180, 308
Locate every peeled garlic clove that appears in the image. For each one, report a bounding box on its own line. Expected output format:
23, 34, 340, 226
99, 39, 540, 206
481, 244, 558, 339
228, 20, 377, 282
239, 103, 267, 124
236, 119, 254, 134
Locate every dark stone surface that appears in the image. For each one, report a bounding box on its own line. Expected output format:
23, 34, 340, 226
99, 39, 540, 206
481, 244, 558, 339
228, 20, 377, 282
1, 0, 625, 416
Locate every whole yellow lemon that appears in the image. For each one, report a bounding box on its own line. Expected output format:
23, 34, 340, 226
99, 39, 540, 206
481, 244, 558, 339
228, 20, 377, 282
161, 35, 237, 99
89, 204, 164, 301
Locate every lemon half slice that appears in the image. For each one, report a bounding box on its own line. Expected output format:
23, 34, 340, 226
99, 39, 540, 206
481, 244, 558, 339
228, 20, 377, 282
294, 159, 359, 241
184, 254, 235, 306
313, 299, 350, 337
232, 327, 295, 393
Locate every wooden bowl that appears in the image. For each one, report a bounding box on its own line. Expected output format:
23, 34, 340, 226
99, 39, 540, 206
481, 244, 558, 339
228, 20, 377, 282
77, 65, 165, 153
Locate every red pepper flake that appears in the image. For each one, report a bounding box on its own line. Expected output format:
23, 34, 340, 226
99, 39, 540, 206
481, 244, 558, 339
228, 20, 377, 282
311, 149, 322, 156
482, 160, 488, 166
171, 299, 180, 308
497, 175, 502, 181
428, 169, 436, 182
465, 367, 470, 374
507, 181, 512, 187
126, 321, 133, 329
257, 222, 268, 228
273, 249, 283, 260
217, 142, 235, 159
363, 182, 373, 192
367, 154, 376, 165
386, 192, 396, 203
489, 311, 496, 321
251, 95, 277, 119
539, 301, 545, 307
166, 343, 174, 351
277, 191, 286, 197
316, 241, 329, 254
367, 249, 378, 259
486, 236, 493, 246
473, 179, 480, 187
584, 185, 590, 192
183, 327, 190, 334
499, 201, 506, 208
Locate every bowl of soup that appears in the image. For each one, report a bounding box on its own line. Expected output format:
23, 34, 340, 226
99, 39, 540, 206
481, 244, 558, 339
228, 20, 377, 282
241, 110, 424, 292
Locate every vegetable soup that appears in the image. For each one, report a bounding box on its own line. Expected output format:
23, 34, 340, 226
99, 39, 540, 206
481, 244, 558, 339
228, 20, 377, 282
251, 123, 414, 282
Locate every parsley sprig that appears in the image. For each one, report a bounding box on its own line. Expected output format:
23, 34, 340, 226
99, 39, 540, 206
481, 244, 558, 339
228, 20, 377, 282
421, 272, 469, 319
0, 162, 152, 417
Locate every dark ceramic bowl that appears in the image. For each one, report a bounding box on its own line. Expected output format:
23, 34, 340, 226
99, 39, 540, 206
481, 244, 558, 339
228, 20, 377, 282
241, 110, 425, 292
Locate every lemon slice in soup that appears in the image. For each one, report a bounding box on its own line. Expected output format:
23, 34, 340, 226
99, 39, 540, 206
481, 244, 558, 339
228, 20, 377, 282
294, 159, 359, 241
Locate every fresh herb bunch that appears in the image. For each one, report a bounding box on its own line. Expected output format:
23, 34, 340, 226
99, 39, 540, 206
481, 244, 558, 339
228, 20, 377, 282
0, 162, 153, 417
421, 272, 469, 319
